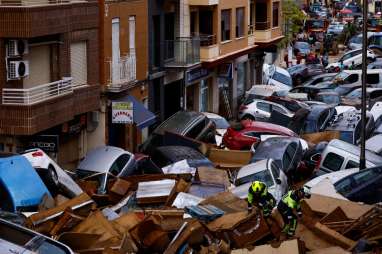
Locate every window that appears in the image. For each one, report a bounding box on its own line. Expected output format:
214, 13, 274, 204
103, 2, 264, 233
345, 160, 359, 169
236, 7, 245, 38
335, 178, 354, 196
186, 121, 206, 139
235, 169, 274, 186
257, 102, 271, 112
370, 90, 382, 99
221, 9, 231, 41
237, 62, 246, 102
109, 154, 131, 176
271, 162, 280, 179
273, 2, 279, 27
272, 72, 292, 87
272, 104, 288, 114
322, 152, 344, 171
344, 74, 358, 84
367, 74, 380, 84
244, 132, 261, 138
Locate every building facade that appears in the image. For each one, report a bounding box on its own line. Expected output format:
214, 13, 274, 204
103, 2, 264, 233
99, 0, 153, 153
148, 0, 284, 121
0, 0, 100, 169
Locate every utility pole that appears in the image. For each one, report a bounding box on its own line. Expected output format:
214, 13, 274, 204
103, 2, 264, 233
360, 0, 367, 169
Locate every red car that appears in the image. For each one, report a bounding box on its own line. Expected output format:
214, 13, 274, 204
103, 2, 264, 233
222, 120, 298, 150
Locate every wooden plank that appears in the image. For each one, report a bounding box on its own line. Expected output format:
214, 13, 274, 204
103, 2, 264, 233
312, 222, 356, 249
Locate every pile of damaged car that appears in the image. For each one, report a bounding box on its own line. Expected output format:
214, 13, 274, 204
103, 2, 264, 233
1, 84, 382, 253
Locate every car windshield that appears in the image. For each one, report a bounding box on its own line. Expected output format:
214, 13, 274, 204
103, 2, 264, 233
369, 36, 382, 46
295, 42, 310, 49
210, 117, 229, 129
349, 36, 362, 44
317, 94, 340, 104
272, 72, 292, 87
334, 72, 350, 80
345, 89, 362, 98
235, 169, 274, 187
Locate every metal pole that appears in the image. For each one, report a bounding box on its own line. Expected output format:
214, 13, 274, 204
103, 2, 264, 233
360, 0, 368, 169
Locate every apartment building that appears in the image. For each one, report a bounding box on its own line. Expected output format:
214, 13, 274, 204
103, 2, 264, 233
99, 0, 154, 152
0, 0, 100, 169
148, 0, 284, 120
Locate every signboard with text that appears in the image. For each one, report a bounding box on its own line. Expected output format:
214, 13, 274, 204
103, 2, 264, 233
29, 135, 59, 153
112, 101, 133, 124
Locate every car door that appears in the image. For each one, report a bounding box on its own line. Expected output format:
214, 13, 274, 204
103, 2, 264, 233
255, 101, 272, 121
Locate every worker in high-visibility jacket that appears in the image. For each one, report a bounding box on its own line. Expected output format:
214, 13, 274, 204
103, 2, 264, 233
247, 181, 276, 218
277, 187, 311, 237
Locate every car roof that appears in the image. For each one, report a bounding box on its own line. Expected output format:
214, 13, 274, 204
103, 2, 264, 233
154, 111, 205, 135
241, 120, 297, 136
304, 168, 359, 188
77, 146, 131, 173
236, 159, 270, 179
327, 139, 382, 165
252, 137, 300, 161
366, 134, 382, 153
201, 112, 223, 120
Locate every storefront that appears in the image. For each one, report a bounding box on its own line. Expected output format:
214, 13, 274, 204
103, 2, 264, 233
185, 67, 213, 112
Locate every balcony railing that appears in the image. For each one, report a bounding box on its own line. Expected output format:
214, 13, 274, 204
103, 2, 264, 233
199, 34, 217, 47
0, 0, 92, 6
106, 53, 137, 89
2, 77, 73, 105
255, 21, 271, 30
164, 37, 200, 67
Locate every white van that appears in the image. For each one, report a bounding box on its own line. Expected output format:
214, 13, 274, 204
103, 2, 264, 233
263, 64, 293, 91
332, 69, 382, 88
318, 139, 382, 174
326, 48, 375, 71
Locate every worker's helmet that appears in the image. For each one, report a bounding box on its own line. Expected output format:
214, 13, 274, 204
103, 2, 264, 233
251, 181, 265, 195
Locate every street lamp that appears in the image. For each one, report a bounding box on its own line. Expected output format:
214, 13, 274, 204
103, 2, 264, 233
360, 0, 368, 169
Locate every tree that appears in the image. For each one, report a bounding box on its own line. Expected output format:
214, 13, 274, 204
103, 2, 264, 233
278, 0, 306, 48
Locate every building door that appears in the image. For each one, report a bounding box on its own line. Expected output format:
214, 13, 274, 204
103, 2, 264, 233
164, 81, 182, 119
200, 79, 210, 112
23, 45, 51, 88
112, 18, 120, 83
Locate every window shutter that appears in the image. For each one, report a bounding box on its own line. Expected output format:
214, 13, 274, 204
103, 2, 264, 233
70, 41, 87, 87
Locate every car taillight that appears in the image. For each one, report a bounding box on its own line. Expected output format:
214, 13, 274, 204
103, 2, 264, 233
32, 151, 43, 157
314, 155, 322, 170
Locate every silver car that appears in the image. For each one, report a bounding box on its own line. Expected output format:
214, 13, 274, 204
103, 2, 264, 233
238, 99, 294, 122
76, 146, 135, 193
230, 159, 288, 202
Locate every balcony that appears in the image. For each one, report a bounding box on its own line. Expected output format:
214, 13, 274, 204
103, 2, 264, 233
106, 53, 137, 92
164, 38, 200, 68
188, 0, 218, 5
2, 77, 73, 105
254, 21, 283, 43
0, 0, 98, 37
199, 34, 219, 61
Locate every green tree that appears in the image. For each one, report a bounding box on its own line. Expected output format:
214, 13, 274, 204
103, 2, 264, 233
278, 0, 306, 48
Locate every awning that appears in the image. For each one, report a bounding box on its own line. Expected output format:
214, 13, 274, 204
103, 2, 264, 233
122, 95, 156, 129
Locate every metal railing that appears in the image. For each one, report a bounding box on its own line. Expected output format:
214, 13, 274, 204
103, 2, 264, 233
106, 53, 137, 87
248, 24, 255, 35
164, 37, 200, 66
0, 0, 92, 6
199, 34, 217, 47
255, 21, 271, 30
2, 77, 73, 105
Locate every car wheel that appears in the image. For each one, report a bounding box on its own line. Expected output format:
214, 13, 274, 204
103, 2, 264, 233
242, 114, 255, 121
42, 165, 59, 196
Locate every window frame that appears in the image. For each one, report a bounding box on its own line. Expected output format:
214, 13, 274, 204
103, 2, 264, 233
235, 7, 245, 38
221, 9, 232, 42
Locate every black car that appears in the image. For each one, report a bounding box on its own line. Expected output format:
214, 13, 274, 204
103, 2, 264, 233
288, 64, 325, 86
151, 145, 214, 169
335, 166, 382, 204
250, 137, 303, 177
140, 111, 216, 155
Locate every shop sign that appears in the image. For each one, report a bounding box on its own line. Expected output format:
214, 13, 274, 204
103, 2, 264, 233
29, 135, 59, 153
112, 101, 133, 124
186, 68, 209, 85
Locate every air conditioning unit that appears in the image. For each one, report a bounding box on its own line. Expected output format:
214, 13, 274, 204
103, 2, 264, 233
7, 61, 29, 80
6, 40, 29, 57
